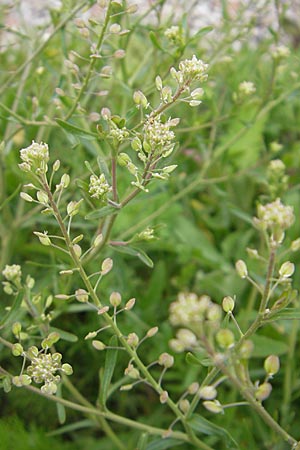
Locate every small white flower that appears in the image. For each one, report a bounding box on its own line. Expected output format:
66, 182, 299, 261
88, 174, 112, 201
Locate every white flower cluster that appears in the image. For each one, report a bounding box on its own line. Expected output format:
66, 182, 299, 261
89, 173, 112, 201
2, 264, 22, 283
170, 55, 208, 86
26, 348, 72, 395
19, 141, 49, 174
238, 81, 256, 96
164, 25, 183, 45
143, 116, 177, 157
254, 198, 295, 233
169, 292, 212, 327
110, 127, 130, 143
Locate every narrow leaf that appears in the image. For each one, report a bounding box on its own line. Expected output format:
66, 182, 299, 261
50, 327, 78, 342
146, 438, 184, 450
85, 205, 119, 220
111, 245, 154, 268
188, 414, 239, 449
56, 119, 98, 139
56, 384, 66, 424
0, 290, 23, 328
99, 336, 118, 408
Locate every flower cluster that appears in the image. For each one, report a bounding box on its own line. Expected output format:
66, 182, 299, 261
19, 141, 49, 174
170, 55, 209, 87
169, 292, 222, 352
164, 25, 184, 46
143, 116, 177, 158
110, 127, 130, 143
253, 198, 295, 236
25, 347, 73, 394
2, 264, 22, 284
238, 81, 256, 96
88, 173, 112, 201
170, 292, 212, 327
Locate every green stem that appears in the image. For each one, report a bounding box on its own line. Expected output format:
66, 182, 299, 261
64, 0, 113, 121
0, 2, 88, 97
41, 179, 212, 450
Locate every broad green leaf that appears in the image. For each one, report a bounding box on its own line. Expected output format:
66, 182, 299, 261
111, 245, 154, 268
188, 414, 239, 449
56, 119, 98, 139
251, 335, 288, 357
99, 336, 118, 408
50, 327, 78, 342
0, 290, 23, 328
85, 205, 120, 220
146, 438, 184, 450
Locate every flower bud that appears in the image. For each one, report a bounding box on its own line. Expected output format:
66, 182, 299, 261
207, 304, 222, 321
155, 75, 162, 91
222, 296, 235, 313
34, 232, 51, 246
109, 23, 121, 33
255, 382, 272, 401
37, 190, 48, 204
279, 261, 294, 278
159, 390, 169, 404
12, 343, 24, 356
12, 322, 22, 336
93, 233, 103, 247
264, 355, 280, 376
216, 329, 235, 349
92, 340, 106, 350
158, 352, 174, 368
188, 382, 199, 395
110, 291, 122, 307
101, 258, 113, 275
125, 298, 135, 310
124, 363, 140, 379
20, 192, 34, 202
127, 332, 139, 347
146, 326, 158, 338
75, 288, 89, 302
62, 363, 73, 375
73, 244, 82, 258
133, 90, 148, 108
203, 400, 223, 414
291, 238, 300, 252
72, 234, 84, 244
85, 331, 98, 340
235, 260, 248, 278
199, 386, 217, 400
238, 339, 254, 359
179, 399, 190, 414
61, 173, 70, 188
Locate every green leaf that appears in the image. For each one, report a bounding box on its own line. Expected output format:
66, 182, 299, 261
111, 245, 154, 268
146, 438, 184, 450
49, 327, 78, 342
0, 184, 21, 211
188, 414, 239, 449
251, 335, 288, 357
137, 432, 149, 450
149, 31, 164, 51
0, 290, 23, 328
186, 352, 211, 367
56, 384, 66, 425
56, 119, 98, 139
267, 308, 300, 321
85, 205, 120, 220
47, 419, 94, 436
99, 336, 118, 408
187, 26, 213, 44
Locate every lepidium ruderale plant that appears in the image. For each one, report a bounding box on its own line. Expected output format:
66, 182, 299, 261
168, 160, 300, 449
0, 55, 217, 450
